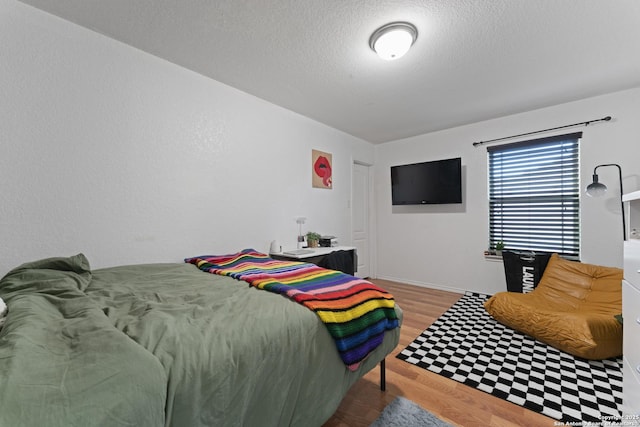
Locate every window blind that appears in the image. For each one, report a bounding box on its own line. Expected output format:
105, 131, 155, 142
488, 132, 581, 259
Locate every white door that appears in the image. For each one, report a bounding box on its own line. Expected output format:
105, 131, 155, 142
352, 163, 371, 278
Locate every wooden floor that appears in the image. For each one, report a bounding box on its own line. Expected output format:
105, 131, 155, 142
322, 279, 556, 427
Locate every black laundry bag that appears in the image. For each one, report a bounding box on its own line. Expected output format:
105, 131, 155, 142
501, 251, 552, 293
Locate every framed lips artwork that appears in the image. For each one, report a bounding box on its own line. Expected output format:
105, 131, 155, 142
312, 149, 332, 189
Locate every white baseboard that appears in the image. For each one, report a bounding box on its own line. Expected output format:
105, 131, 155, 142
374, 275, 468, 295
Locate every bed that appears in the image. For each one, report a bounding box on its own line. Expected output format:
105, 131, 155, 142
0, 252, 402, 427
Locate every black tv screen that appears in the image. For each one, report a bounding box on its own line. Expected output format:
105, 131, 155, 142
391, 157, 462, 205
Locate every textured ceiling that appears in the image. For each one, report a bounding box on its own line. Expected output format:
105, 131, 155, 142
18, 0, 640, 144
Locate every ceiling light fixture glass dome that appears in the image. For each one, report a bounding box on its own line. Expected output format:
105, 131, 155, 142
369, 22, 418, 61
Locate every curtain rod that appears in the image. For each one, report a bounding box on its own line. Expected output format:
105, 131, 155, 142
472, 116, 612, 147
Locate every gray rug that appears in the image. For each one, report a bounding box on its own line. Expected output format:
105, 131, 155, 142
370, 397, 454, 427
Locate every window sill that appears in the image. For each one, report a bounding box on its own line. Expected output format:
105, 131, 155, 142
484, 251, 503, 262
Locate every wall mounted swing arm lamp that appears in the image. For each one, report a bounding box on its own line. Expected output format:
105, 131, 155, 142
585, 163, 626, 240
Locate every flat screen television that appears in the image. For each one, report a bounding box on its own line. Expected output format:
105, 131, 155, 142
391, 157, 462, 205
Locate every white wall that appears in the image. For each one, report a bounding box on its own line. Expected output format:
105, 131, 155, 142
0, 1, 373, 275
3, 1, 638, 294
375, 87, 640, 295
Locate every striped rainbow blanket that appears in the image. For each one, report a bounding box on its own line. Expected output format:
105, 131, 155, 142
185, 249, 399, 369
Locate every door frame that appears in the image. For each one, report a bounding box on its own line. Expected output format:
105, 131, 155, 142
351, 159, 376, 278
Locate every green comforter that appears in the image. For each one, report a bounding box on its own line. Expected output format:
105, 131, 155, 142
0, 254, 402, 427
0, 254, 166, 427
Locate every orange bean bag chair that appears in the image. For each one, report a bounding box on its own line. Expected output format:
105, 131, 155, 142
484, 253, 622, 360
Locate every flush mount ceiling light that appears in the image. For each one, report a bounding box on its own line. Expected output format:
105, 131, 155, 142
369, 22, 418, 61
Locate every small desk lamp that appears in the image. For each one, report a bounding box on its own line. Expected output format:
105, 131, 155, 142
585, 163, 626, 240
296, 217, 306, 249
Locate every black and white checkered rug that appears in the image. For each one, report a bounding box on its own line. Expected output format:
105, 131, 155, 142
396, 292, 623, 424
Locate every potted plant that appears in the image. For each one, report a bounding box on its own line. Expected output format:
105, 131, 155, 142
306, 231, 321, 248
495, 241, 505, 256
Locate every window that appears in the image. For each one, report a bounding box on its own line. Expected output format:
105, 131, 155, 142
488, 132, 581, 259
